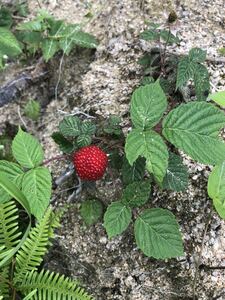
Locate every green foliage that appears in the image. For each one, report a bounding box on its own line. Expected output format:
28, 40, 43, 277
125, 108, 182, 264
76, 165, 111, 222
2, 128, 52, 220
162, 153, 188, 192
24, 100, 41, 121
22, 167, 52, 221
0, 26, 22, 68
162, 102, 225, 165
140, 23, 179, 45
121, 180, 151, 208
0, 7, 13, 28
134, 208, 184, 259
12, 128, 44, 169
131, 81, 167, 130
125, 129, 168, 183
176, 48, 210, 100
104, 116, 122, 136
103, 201, 132, 238
218, 47, 225, 56
0, 198, 93, 299
80, 199, 103, 226
208, 162, 225, 219
55, 116, 96, 152
209, 90, 225, 108
121, 157, 145, 185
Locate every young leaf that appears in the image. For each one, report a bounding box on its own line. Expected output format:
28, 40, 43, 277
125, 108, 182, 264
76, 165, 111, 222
125, 129, 168, 183
131, 81, 167, 130
77, 134, 92, 147
160, 30, 180, 44
0, 161, 24, 203
189, 47, 206, 63
162, 153, 188, 192
103, 201, 132, 238
17, 20, 43, 31
209, 91, 225, 108
70, 30, 98, 48
140, 29, 159, 41
121, 180, 151, 208
162, 102, 225, 165
41, 38, 59, 61
81, 121, 96, 135
0, 27, 22, 57
121, 157, 145, 185
208, 162, 225, 219
51, 132, 75, 153
176, 56, 195, 89
22, 167, 52, 220
134, 208, 184, 259
80, 199, 103, 226
24, 99, 40, 121
59, 116, 81, 137
12, 128, 44, 168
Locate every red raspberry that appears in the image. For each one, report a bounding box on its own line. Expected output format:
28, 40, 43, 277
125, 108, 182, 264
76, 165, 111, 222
73, 145, 108, 181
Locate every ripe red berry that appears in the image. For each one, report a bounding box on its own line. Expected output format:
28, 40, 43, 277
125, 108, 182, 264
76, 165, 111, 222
73, 145, 108, 181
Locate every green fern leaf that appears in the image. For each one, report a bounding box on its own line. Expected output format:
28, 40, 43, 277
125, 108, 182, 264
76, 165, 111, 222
0, 200, 21, 250
14, 208, 54, 282
19, 269, 93, 300
0, 266, 10, 299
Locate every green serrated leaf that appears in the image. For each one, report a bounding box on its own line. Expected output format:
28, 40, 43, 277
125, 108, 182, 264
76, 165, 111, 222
189, 47, 206, 63
160, 30, 180, 44
193, 64, 210, 101
131, 81, 167, 130
140, 29, 159, 41
59, 116, 81, 137
162, 102, 225, 165
134, 208, 184, 259
104, 201, 132, 238
17, 20, 43, 31
0, 27, 22, 58
22, 167, 51, 220
80, 199, 103, 226
125, 129, 168, 183
176, 56, 195, 89
51, 132, 75, 153
0, 161, 24, 203
77, 134, 92, 147
81, 121, 96, 135
12, 128, 44, 168
41, 38, 59, 61
122, 157, 145, 185
24, 99, 40, 121
162, 153, 188, 192
209, 91, 225, 108
121, 180, 151, 208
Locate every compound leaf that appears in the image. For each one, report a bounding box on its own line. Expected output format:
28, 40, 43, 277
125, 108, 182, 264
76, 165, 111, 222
162, 102, 225, 165
134, 208, 184, 259
22, 167, 51, 220
104, 201, 132, 238
131, 81, 167, 130
176, 56, 195, 89
162, 153, 188, 192
125, 129, 168, 183
12, 128, 44, 169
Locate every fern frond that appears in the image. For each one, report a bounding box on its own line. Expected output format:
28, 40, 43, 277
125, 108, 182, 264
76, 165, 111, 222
19, 269, 94, 300
0, 200, 21, 250
14, 208, 53, 282
0, 266, 10, 299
